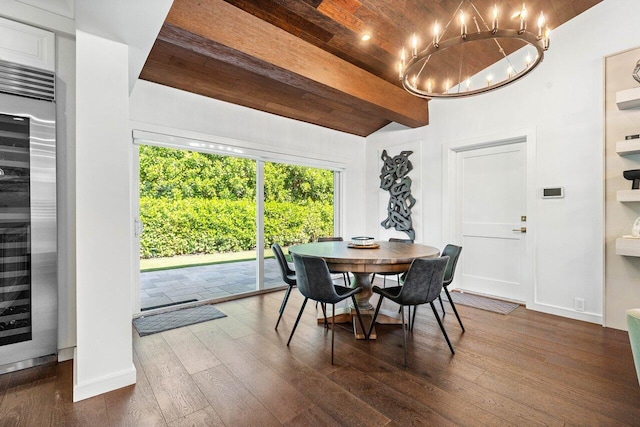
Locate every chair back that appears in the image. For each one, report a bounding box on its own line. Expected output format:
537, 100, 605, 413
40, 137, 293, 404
317, 236, 343, 242
397, 257, 449, 306
389, 238, 414, 243
627, 309, 640, 386
441, 244, 462, 286
291, 253, 343, 304
271, 243, 296, 286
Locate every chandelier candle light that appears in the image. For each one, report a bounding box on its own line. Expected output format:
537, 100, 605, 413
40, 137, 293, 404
398, 1, 551, 98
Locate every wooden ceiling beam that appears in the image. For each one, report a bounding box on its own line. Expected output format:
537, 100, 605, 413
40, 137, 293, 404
141, 40, 390, 136
163, 0, 429, 129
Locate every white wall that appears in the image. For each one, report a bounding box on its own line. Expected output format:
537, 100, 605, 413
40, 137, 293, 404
75, 0, 173, 91
366, 0, 640, 326
74, 30, 135, 401
129, 80, 368, 237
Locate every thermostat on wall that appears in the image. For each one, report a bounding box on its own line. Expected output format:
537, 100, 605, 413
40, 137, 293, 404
542, 187, 564, 198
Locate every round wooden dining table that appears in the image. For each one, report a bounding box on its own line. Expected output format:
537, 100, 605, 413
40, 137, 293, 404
288, 240, 440, 310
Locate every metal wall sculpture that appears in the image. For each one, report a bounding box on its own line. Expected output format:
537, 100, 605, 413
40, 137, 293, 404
633, 59, 640, 83
380, 150, 415, 240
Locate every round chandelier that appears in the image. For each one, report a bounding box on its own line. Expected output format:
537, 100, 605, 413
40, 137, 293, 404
399, 1, 551, 99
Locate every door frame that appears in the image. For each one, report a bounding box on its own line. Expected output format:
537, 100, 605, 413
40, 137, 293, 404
442, 128, 537, 308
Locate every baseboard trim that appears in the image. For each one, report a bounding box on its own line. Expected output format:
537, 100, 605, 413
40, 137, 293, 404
73, 364, 136, 402
527, 301, 603, 325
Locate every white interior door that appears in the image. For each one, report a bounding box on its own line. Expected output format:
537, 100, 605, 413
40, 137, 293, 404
456, 142, 527, 302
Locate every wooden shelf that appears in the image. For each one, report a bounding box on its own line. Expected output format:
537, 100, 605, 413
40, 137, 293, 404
617, 190, 640, 202
616, 139, 640, 155
616, 87, 640, 109
616, 237, 640, 256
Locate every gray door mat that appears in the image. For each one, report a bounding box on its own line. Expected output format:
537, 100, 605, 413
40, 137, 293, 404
449, 292, 519, 315
133, 304, 226, 336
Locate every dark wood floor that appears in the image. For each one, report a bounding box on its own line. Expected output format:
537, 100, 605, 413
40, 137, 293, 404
1, 287, 639, 426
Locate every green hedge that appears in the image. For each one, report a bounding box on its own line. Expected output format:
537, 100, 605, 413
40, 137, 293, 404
140, 197, 333, 258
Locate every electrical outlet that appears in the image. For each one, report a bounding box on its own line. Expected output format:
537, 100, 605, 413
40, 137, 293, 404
574, 298, 585, 312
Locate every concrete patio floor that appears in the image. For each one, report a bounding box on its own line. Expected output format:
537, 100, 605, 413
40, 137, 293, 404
139, 258, 286, 310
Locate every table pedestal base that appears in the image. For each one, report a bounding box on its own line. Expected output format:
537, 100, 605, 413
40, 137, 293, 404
315, 276, 408, 339
353, 310, 373, 340
351, 272, 374, 310
316, 297, 409, 340
351, 306, 408, 340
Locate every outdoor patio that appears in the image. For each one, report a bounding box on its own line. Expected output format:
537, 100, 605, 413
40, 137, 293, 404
140, 258, 285, 310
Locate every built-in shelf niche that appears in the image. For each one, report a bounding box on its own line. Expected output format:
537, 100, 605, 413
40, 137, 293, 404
616, 237, 640, 257
616, 87, 640, 110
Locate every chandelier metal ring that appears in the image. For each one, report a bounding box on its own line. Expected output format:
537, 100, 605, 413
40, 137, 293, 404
402, 29, 546, 99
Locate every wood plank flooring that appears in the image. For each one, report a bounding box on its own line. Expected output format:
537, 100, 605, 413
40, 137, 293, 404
1, 286, 639, 426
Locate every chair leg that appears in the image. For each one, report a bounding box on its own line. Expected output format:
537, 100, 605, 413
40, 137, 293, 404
430, 302, 455, 354
371, 273, 376, 284
444, 287, 464, 332
287, 298, 308, 346
439, 295, 446, 317
401, 305, 408, 367
411, 305, 417, 332
275, 285, 293, 330
351, 295, 366, 338
342, 273, 351, 286
366, 297, 384, 339
331, 303, 335, 364
320, 303, 328, 328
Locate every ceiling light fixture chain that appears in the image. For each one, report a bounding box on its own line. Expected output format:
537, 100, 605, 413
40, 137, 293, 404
398, 0, 551, 99
467, 0, 513, 68
437, 0, 466, 42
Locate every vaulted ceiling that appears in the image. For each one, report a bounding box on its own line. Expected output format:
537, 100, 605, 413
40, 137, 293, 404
140, 0, 602, 136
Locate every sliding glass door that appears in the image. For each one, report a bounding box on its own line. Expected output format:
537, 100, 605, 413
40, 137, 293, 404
134, 139, 340, 312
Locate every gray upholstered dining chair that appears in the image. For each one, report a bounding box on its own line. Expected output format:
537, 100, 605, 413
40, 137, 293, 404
367, 256, 452, 366
627, 309, 640, 386
410, 244, 464, 333
317, 236, 350, 285
272, 243, 297, 330
437, 244, 464, 331
287, 253, 366, 364
371, 237, 414, 287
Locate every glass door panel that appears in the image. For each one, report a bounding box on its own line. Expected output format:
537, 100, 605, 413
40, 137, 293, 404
138, 145, 257, 311
0, 113, 31, 345
263, 161, 335, 290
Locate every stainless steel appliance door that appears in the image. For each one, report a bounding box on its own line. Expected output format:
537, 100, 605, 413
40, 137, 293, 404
0, 92, 56, 367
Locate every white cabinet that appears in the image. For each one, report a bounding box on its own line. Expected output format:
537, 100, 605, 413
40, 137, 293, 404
0, 17, 55, 71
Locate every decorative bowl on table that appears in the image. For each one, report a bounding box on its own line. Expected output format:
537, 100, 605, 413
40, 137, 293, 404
351, 236, 375, 246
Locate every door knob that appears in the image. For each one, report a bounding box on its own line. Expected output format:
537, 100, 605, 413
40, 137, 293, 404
512, 227, 527, 233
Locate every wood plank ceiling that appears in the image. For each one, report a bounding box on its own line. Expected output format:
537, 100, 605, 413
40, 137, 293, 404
140, 0, 602, 137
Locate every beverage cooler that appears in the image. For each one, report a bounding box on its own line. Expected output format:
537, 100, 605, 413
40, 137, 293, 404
0, 59, 57, 373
